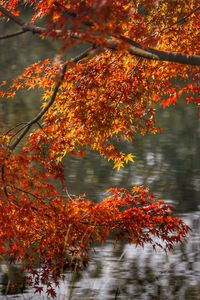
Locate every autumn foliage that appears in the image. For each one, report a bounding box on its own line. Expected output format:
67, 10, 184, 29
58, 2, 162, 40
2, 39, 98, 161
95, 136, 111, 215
0, 0, 199, 296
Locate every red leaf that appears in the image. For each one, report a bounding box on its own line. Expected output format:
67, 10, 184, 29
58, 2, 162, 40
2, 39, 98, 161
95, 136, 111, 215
47, 288, 57, 298
34, 286, 43, 294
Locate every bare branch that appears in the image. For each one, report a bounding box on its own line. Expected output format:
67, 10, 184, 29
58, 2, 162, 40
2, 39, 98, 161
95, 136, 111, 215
0, 29, 28, 40
4, 122, 27, 135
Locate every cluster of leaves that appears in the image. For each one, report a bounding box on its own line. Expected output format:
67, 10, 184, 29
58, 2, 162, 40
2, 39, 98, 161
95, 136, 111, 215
0, 147, 190, 293
0, 133, 191, 294
0, 0, 199, 296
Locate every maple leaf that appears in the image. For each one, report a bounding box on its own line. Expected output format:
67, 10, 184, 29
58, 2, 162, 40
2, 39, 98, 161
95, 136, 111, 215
34, 286, 43, 294
124, 153, 135, 163
132, 186, 140, 193
113, 160, 124, 171
47, 288, 56, 298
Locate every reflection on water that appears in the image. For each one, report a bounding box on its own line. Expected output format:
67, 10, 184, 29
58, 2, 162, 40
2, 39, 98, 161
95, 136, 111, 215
0, 19, 200, 299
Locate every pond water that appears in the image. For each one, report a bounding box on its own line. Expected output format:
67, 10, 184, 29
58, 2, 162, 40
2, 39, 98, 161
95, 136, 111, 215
0, 21, 200, 299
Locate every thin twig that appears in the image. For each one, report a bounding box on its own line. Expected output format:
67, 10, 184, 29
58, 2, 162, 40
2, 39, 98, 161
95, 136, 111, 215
8, 46, 96, 150
0, 147, 12, 200
0, 5, 25, 26
8, 63, 66, 150
130, 57, 142, 76
9, 184, 74, 201
143, 5, 200, 42
0, 29, 28, 40
1, 162, 9, 198
8, 124, 28, 141
9, 185, 40, 199
3, 122, 27, 135
0, 5, 45, 34
36, 121, 50, 139
54, 1, 93, 27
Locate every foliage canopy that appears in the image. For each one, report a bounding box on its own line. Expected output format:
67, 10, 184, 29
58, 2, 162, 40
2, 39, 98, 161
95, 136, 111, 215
0, 0, 199, 296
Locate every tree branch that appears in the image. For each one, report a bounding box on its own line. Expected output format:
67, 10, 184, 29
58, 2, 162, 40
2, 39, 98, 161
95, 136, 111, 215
0, 5, 25, 26
1, 4, 200, 67
0, 29, 28, 40
111, 37, 200, 66
52, 2, 200, 66
8, 46, 97, 150
0, 5, 45, 34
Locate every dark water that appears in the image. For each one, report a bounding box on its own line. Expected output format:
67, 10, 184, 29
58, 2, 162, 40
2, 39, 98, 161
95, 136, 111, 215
0, 21, 200, 299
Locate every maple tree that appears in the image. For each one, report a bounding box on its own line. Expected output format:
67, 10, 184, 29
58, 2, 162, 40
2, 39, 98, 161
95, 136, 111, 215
0, 0, 199, 296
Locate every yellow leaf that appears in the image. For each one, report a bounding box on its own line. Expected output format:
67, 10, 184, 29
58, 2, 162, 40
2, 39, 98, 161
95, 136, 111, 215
124, 153, 135, 163
113, 160, 124, 171
133, 186, 140, 193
